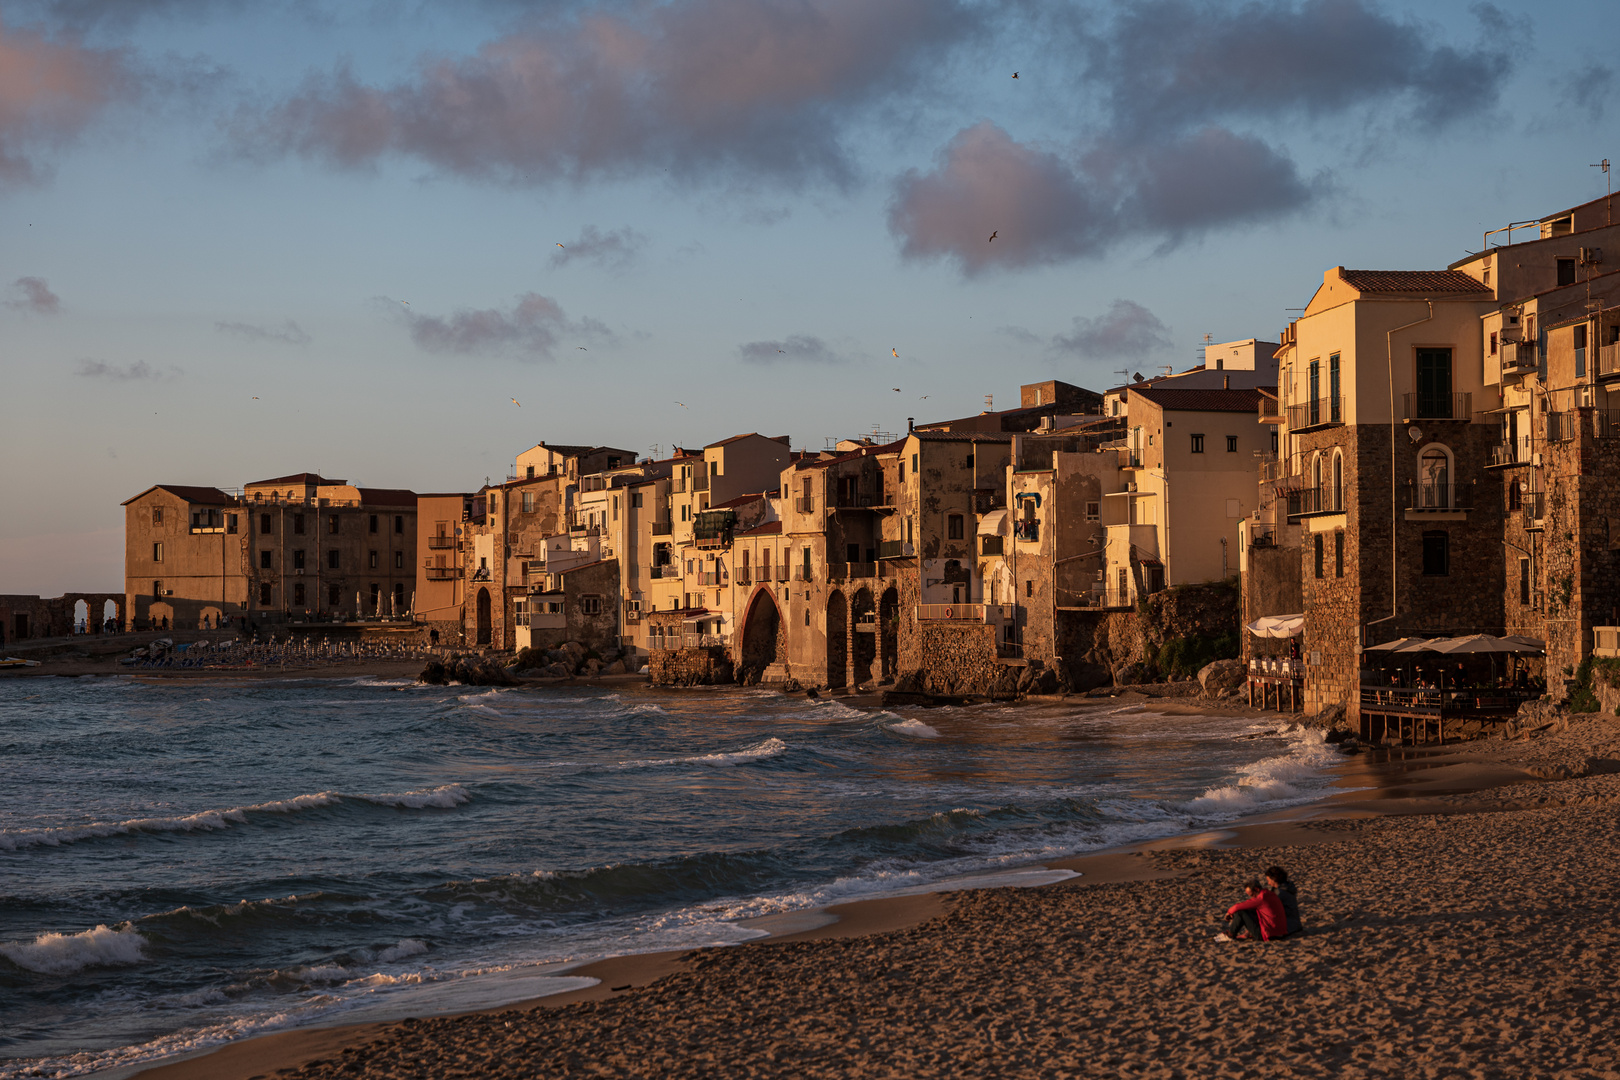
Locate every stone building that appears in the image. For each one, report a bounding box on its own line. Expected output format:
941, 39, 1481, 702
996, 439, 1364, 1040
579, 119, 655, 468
123, 484, 246, 630
516, 558, 621, 652
416, 492, 475, 645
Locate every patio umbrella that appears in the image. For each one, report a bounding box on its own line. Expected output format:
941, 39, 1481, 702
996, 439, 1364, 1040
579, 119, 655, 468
1364, 637, 1442, 652
1427, 634, 1542, 655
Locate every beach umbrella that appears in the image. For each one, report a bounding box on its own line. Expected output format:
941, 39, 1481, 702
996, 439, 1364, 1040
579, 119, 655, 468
355, 592, 362, 620
1245, 614, 1304, 638
375, 591, 383, 618
389, 592, 396, 618
409, 591, 416, 617
1427, 634, 1535, 654
1364, 637, 1441, 652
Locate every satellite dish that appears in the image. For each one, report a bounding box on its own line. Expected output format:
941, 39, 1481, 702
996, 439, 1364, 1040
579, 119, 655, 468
1408, 426, 1424, 443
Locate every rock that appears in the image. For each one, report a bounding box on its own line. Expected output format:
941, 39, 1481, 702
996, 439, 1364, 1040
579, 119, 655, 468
893, 670, 925, 693
1031, 668, 1060, 694
560, 641, 587, 667
1197, 658, 1247, 696
583, 658, 604, 677
1064, 662, 1112, 694
543, 661, 573, 678
780, 677, 803, 693
992, 667, 1020, 698
805, 687, 819, 698
1016, 666, 1037, 694
418, 660, 448, 685
602, 659, 627, 676
1113, 662, 1149, 686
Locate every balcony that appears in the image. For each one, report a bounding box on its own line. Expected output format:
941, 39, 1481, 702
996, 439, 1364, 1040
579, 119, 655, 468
1259, 454, 1301, 485
1285, 396, 1343, 432
1523, 491, 1546, 528
1404, 483, 1472, 512
736, 569, 752, 586
701, 572, 722, 586
694, 534, 731, 549
833, 491, 884, 510
672, 478, 687, 494
796, 497, 818, 514
1402, 392, 1471, 423
1599, 342, 1620, 380
428, 535, 458, 549
826, 562, 877, 583
972, 490, 1006, 514
1294, 487, 1345, 516
682, 633, 726, 649
470, 567, 491, 582
878, 540, 915, 559
650, 565, 674, 579
692, 474, 709, 492
1501, 341, 1538, 376
1013, 520, 1040, 543
917, 603, 985, 621
1488, 434, 1533, 468
796, 565, 814, 582
423, 565, 459, 580
651, 521, 673, 535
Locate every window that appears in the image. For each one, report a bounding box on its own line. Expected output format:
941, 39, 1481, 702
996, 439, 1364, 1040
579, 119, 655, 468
947, 514, 964, 539
369, 514, 378, 534
1334, 532, 1344, 578
1271, 431, 1279, 453
982, 536, 1003, 555
613, 495, 620, 521
522, 491, 534, 513
1415, 348, 1454, 417
1557, 257, 1576, 287
1419, 446, 1451, 508
911, 453, 918, 473
1519, 557, 1531, 605
632, 492, 643, 509
1329, 354, 1341, 420
293, 514, 305, 535
710, 461, 718, 476
394, 516, 404, 535
369, 550, 378, 569
1422, 531, 1449, 576
1314, 534, 1324, 578
1190, 434, 1205, 453
260, 513, 271, 534
293, 582, 306, 606
1226, 435, 1238, 453
259, 582, 272, 605
153, 579, 162, 598
152, 507, 163, 525
226, 514, 238, 535
260, 550, 272, 569
328, 515, 339, 535
1575, 324, 1588, 378
1489, 331, 1498, 356
1332, 453, 1344, 511
1308, 358, 1321, 424
1085, 501, 1100, 521
152, 542, 164, 562
328, 584, 341, 606
682, 504, 690, 522
328, 549, 340, 569
293, 549, 306, 569
526, 465, 535, 479
1026, 580, 1033, 598
394, 551, 404, 569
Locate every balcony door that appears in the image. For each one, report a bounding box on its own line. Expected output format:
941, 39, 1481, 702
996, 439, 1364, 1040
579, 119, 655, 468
1415, 348, 1453, 419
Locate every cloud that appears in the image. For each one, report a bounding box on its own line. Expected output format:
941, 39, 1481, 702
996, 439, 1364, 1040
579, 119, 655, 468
0, 21, 135, 186
888, 122, 1316, 273
1564, 63, 1613, 121
402, 292, 610, 359
7, 276, 61, 314
74, 358, 179, 380
1051, 300, 1173, 360
1082, 0, 1518, 135
234, 0, 980, 188
737, 334, 842, 365
215, 318, 311, 345
549, 225, 649, 271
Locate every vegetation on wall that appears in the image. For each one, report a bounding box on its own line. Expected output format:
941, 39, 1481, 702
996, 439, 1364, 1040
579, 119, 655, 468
1156, 631, 1240, 680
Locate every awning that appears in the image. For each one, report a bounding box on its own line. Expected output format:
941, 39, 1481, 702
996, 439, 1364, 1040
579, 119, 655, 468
1366, 634, 1544, 656
977, 509, 1007, 536
1245, 614, 1304, 638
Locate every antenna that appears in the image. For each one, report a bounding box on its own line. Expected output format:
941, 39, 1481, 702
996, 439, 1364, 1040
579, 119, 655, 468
984, 394, 994, 411
1594, 158, 1612, 195
647, 443, 662, 461
1114, 368, 1131, 385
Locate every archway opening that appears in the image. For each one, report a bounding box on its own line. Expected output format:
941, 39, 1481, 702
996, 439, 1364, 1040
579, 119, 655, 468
851, 588, 876, 685
103, 599, 118, 633
73, 599, 88, 634
199, 606, 223, 630
741, 589, 782, 678
879, 588, 900, 679
150, 602, 174, 631
475, 588, 492, 646
826, 591, 847, 688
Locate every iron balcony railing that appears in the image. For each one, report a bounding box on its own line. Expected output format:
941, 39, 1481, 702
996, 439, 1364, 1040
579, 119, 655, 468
917, 603, 985, 621
701, 571, 721, 585
736, 569, 752, 585
1402, 392, 1472, 422
1013, 520, 1040, 542
1404, 482, 1472, 511
427, 536, 457, 549
1259, 454, 1303, 484
1293, 487, 1345, 515
1501, 342, 1538, 374
828, 562, 876, 581
795, 497, 817, 514
795, 565, 814, 582
672, 478, 687, 494
833, 491, 882, 509
1595, 410, 1620, 438
650, 565, 674, 579
775, 565, 790, 582
682, 633, 725, 649
692, 474, 709, 492
651, 521, 673, 535
1599, 342, 1620, 379
1489, 434, 1533, 467
972, 491, 1006, 514
1546, 411, 1577, 443
1285, 395, 1343, 431
423, 565, 458, 580
1523, 491, 1546, 526
878, 541, 914, 559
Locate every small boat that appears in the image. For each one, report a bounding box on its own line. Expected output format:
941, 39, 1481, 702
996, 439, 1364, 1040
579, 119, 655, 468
0, 657, 42, 668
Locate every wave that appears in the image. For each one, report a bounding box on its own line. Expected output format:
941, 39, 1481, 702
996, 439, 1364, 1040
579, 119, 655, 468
886, 718, 941, 738
612, 737, 786, 770
1179, 728, 1341, 816
0, 785, 470, 852
0, 923, 146, 975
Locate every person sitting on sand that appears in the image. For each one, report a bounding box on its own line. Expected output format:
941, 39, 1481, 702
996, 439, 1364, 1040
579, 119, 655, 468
1266, 866, 1303, 937
1217, 878, 1287, 942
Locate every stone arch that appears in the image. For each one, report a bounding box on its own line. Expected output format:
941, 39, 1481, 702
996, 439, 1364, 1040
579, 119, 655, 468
851, 587, 876, 686
826, 591, 848, 688
475, 587, 492, 646
73, 599, 88, 634
199, 606, 223, 630
103, 599, 118, 631
150, 601, 174, 630
879, 587, 900, 679
741, 587, 783, 676
1417, 443, 1454, 508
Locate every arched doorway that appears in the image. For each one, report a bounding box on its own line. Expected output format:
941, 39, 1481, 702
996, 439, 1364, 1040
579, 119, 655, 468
149, 602, 174, 631
826, 591, 847, 688
851, 587, 875, 686
103, 599, 118, 633
199, 606, 222, 630
741, 589, 782, 678
73, 599, 88, 634
475, 588, 492, 646
879, 588, 900, 679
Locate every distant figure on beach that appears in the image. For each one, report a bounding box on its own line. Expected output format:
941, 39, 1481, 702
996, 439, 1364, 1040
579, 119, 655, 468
430, 628, 440, 646
1217, 878, 1286, 942
1266, 866, 1303, 936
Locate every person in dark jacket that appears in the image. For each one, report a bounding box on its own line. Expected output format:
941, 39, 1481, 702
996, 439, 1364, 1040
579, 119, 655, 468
1266, 866, 1303, 936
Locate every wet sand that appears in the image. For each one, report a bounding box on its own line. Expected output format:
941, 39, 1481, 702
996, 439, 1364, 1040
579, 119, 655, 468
114, 714, 1620, 1080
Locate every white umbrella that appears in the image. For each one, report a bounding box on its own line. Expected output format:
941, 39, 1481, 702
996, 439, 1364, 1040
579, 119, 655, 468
1244, 614, 1304, 638
375, 591, 383, 618
355, 592, 362, 620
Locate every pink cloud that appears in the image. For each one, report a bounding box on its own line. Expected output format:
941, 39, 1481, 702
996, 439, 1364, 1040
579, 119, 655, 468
0, 20, 132, 185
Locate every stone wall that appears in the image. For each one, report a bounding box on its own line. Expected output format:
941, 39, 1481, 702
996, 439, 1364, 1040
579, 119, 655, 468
649, 646, 733, 686
1241, 542, 1302, 660
912, 622, 998, 694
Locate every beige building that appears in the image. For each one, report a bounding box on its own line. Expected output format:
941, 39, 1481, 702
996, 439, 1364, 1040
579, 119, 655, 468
123, 484, 247, 630
416, 493, 474, 643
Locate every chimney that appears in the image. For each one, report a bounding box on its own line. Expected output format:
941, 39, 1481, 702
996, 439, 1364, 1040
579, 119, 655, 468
907, 417, 914, 432
1224, 375, 1231, 389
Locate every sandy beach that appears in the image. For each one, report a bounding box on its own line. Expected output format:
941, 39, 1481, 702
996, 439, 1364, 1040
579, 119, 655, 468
106, 713, 1620, 1080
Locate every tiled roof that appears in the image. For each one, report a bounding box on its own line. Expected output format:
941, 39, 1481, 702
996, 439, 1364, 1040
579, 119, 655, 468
736, 521, 784, 536
1340, 270, 1491, 294
912, 430, 1015, 443
356, 487, 418, 506
248, 472, 339, 486
525, 443, 593, 456
122, 484, 237, 506
712, 491, 775, 509
795, 439, 905, 470
1129, 387, 1264, 413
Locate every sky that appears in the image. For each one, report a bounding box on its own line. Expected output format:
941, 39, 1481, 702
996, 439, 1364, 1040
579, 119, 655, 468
2, 0, 1616, 596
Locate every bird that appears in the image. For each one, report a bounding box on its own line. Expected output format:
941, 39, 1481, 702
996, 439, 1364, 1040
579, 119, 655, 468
1012, 72, 1018, 79
892, 348, 899, 358
988, 231, 998, 242
399, 299, 410, 307
511, 398, 521, 406
556, 243, 565, 248
920, 395, 929, 400
252, 396, 259, 400
892, 387, 902, 392
577, 346, 588, 350
675, 401, 689, 409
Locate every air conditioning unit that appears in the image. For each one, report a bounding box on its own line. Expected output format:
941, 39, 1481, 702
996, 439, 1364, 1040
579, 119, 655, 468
294, 568, 304, 575
1580, 246, 1603, 266
165, 589, 175, 596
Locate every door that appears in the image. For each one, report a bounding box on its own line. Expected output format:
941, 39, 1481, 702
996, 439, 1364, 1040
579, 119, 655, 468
1416, 348, 1453, 418
476, 587, 492, 645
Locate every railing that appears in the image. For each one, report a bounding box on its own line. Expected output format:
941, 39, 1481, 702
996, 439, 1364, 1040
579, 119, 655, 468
972, 491, 1006, 514
855, 612, 878, 633
828, 562, 875, 581
682, 633, 726, 649
1501, 341, 1537, 374
692, 474, 709, 492
1285, 396, 1343, 431
1258, 396, 1283, 423
775, 565, 790, 581
694, 534, 731, 549
1259, 455, 1301, 484
796, 497, 817, 514
796, 565, 813, 582
1247, 524, 1279, 549
470, 567, 491, 581
651, 521, 673, 535
981, 536, 1005, 556
1404, 483, 1471, 511
428, 536, 456, 549
423, 565, 458, 580
735, 569, 752, 585
826, 562, 848, 583
834, 492, 882, 509
1123, 450, 1143, 468
1599, 342, 1620, 379
1595, 410, 1620, 438
650, 565, 674, 579
1546, 411, 1576, 443
1358, 685, 1536, 715
1489, 435, 1532, 467
917, 604, 985, 621
997, 639, 1023, 659
672, 478, 687, 494
1523, 491, 1546, 526
1013, 520, 1040, 542
1294, 487, 1344, 515
1402, 392, 1471, 422
701, 571, 721, 586
878, 541, 914, 559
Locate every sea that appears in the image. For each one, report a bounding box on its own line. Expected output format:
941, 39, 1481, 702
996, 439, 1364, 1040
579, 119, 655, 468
0, 676, 1344, 1078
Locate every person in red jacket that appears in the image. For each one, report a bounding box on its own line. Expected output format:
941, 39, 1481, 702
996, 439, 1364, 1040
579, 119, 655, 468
1216, 878, 1288, 941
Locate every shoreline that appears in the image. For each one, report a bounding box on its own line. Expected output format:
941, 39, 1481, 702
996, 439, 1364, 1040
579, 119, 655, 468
95, 716, 1578, 1080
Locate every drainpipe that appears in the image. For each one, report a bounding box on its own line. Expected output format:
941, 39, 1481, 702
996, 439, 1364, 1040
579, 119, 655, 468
1366, 302, 1435, 643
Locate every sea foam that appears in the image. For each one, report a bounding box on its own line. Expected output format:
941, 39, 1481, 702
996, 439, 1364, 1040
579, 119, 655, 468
614, 737, 787, 769
0, 924, 147, 975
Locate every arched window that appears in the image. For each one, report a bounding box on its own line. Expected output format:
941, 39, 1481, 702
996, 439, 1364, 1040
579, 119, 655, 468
1332, 452, 1344, 512
1418, 445, 1452, 508
1311, 453, 1324, 512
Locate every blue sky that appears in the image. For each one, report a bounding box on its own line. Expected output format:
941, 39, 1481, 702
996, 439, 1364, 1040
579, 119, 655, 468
2, 0, 1615, 595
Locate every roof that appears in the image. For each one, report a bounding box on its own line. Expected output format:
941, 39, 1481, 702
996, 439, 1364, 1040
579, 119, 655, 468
1129, 387, 1265, 413
557, 559, 613, 575
911, 430, 1015, 443
1339, 270, 1492, 295
736, 521, 784, 536
356, 487, 418, 506
522, 442, 593, 457
711, 491, 775, 509
121, 484, 237, 507
246, 472, 341, 486
795, 438, 906, 471
704, 432, 791, 450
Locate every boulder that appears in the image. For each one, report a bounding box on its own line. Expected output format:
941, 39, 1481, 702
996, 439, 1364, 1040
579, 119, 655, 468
893, 670, 926, 693
1197, 658, 1247, 696
582, 658, 604, 677
1031, 668, 1060, 694
418, 660, 449, 685
559, 641, 587, 667
1064, 661, 1112, 694
542, 661, 573, 678
602, 659, 627, 676
991, 666, 1020, 698
1113, 662, 1149, 686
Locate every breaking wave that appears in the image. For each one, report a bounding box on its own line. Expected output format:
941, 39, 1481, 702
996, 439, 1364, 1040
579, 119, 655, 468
0, 923, 147, 975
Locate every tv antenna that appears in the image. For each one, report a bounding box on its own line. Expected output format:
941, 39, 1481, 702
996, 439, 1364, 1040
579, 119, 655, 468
1594, 159, 1612, 195
647, 443, 662, 461
984, 394, 994, 411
